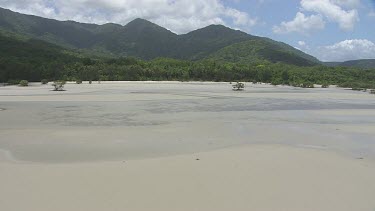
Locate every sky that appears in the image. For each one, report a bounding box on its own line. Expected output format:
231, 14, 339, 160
0, 0, 374, 62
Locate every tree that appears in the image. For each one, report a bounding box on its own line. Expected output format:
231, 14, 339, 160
232, 82, 245, 91
321, 83, 330, 88
52, 81, 66, 91
41, 79, 49, 84
301, 82, 314, 88
19, 80, 28, 86
281, 70, 289, 84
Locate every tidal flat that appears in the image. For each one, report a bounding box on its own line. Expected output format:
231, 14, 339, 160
0, 81, 374, 163
1, 82, 375, 211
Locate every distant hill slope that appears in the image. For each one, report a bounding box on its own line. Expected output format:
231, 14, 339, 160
325, 59, 375, 69
176, 25, 252, 60
0, 32, 80, 81
207, 39, 319, 66
0, 7, 320, 66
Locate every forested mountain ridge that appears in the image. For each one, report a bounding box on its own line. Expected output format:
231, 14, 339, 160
0, 31, 82, 81
0, 30, 374, 90
325, 59, 375, 69
0, 7, 319, 66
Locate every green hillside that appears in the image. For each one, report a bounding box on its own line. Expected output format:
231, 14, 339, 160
207, 39, 318, 66
0, 7, 319, 66
0, 30, 374, 90
325, 59, 375, 69
0, 32, 81, 82
176, 25, 252, 60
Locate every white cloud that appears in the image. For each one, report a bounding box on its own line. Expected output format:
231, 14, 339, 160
273, 0, 359, 34
298, 41, 306, 46
301, 0, 359, 31
273, 12, 325, 34
316, 39, 375, 61
332, 0, 361, 8
0, 0, 257, 34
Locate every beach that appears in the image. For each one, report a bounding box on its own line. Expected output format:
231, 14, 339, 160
1, 81, 375, 210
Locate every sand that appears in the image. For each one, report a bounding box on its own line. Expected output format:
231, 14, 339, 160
1, 145, 375, 211
1, 81, 375, 210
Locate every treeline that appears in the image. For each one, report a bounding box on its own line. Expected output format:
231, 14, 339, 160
1, 56, 375, 89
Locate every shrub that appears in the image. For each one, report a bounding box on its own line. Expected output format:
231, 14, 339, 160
52, 81, 66, 91
19, 80, 29, 87
232, 82, 245, 91
41, 79, 49, 84
271, 78, 282, 86
6, 79, 20, 85
301, 82, 314, 88
321, 83, 330, 88
76, 79, 82, 84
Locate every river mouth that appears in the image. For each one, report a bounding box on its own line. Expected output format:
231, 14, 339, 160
1, 82, 375, 163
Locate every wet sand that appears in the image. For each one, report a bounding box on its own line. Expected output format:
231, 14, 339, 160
0, 81, 375, 210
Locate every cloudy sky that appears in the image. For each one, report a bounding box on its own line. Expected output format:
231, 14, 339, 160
0, 0, 374, 62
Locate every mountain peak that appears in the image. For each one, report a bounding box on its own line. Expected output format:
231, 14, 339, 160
126, 18, 155, 26
123, 18, 176, 36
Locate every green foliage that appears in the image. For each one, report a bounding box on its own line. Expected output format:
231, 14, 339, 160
1, 41, 374, 90
206, 39, 317, 66
325, 59, 375, 69
232, 82, 245, 91
338, 81, 375, 90
321, 83, 330, 88
0, 15, 374, 90
0, 7, 319, 66
19, 80, 28, 86
0, 32, 81, 83
301, 82, 314, 88
41, 79, 49, 84
6, 79, 20, 85
52, 81, 66, 91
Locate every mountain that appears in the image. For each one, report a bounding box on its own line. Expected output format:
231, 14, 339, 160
96, 18, 179, 58
207, 39, 319, 66
325, 59, 375, 69
0, 7, 319, 66
0, 31, 81, 82
176, 25, 252, 60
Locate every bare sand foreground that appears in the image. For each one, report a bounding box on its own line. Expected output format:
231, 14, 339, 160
1, 145, 375, 211
1, 82, 375, 210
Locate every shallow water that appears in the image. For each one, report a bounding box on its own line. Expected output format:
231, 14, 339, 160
0, 82, 374, 163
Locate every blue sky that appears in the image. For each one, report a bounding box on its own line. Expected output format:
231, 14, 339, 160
222, 0, 375, 61
0, 0, 374, 61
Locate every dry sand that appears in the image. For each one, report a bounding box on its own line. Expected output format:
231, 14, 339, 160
1, 145, 375, 211
1, 81, 375, 210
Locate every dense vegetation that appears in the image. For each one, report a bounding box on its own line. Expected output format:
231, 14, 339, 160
325, 59, 375, 69
207, 39, 317, 66
1, 33, 374, 89
0, 32, 81, 82
0, 7, 318, 65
